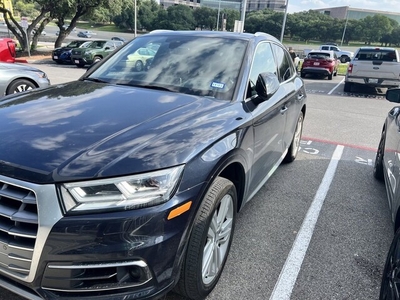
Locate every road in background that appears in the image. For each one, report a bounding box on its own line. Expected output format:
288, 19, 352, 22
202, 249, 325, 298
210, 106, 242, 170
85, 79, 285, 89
0, 67, 394, 299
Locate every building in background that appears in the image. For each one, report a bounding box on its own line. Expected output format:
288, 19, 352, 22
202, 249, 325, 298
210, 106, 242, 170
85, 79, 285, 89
312, 6, 400, 24
159, 0, 285, 13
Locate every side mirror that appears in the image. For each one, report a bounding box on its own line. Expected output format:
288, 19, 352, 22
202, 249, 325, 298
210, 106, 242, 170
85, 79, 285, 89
255, 72, 280, 101
386, 88, 400, 103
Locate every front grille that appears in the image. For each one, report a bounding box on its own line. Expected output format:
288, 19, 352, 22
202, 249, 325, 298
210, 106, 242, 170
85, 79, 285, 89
0, 182, 37, 277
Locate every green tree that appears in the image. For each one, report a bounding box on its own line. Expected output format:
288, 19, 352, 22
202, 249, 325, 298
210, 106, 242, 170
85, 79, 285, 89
193, 6, 217, 30
138, 0, 160, 31
165, 5, 196, 30
360, 15, 394, 44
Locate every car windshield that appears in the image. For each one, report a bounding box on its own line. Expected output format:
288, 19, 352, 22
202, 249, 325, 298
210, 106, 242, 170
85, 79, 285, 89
86, 41, 107, 49
87, 34, 248, 100
67, 41, 87, 48
355, 49, 396, 61
80, 41, 92, 48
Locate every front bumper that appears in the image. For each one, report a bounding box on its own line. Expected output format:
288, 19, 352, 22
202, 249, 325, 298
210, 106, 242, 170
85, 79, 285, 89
71, 56, 91, 66
0, 174, 201, 300
345, 75, 400, 88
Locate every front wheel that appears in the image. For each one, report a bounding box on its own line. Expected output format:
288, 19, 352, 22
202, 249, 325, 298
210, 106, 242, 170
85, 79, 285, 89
284, 111, 304, 163
174, 177, 237, 300
6, 79, 36, 95
135, 60, 143, 72
380, 227, 400, 299
328, 73, 333, 80
93, 56, 102, 64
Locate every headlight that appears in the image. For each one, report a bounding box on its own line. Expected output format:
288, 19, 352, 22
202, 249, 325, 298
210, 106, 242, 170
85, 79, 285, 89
60, 165, 184, 213
34, 71, 47, 79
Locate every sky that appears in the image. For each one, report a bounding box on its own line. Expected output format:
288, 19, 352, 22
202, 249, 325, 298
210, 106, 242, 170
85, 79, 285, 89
287, 0, 400, 14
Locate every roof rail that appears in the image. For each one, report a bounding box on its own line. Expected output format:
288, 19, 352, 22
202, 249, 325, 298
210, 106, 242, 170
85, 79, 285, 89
149, 29, 173, 34
254, 32, 280, 43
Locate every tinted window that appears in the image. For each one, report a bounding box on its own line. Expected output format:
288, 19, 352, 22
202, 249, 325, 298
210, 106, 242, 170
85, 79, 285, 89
248, 42, 276, 98
355, 49, 397, 61
272, 44, 293, 82
308, 52, 331, 59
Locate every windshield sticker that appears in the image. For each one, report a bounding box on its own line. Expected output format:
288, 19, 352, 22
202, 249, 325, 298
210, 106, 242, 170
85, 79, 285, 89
210, 81, 225, 89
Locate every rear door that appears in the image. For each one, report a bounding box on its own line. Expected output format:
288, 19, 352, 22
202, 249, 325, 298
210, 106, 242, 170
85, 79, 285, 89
271, 43, 305, 151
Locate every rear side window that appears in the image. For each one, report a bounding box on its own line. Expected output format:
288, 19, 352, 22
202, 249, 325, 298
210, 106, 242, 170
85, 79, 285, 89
355, 49, 397, 61
271, 44, 294, 82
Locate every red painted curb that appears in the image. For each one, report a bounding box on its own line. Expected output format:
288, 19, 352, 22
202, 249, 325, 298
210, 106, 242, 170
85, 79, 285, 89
15, 59, 28, 63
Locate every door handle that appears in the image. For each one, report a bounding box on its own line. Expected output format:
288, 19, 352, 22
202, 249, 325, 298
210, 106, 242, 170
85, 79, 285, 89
297, 94, 305, 101
280, 106, 288, 114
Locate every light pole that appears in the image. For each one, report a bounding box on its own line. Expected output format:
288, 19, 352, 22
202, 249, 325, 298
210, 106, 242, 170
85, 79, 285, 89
340, 10, 349, 46
216, 0, 221, 31
279, 0, 289, 43
134, 0, 137, 38
240, 0, 247, 33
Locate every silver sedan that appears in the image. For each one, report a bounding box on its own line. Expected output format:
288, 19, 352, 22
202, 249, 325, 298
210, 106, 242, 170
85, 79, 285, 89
0, 62, 50, 96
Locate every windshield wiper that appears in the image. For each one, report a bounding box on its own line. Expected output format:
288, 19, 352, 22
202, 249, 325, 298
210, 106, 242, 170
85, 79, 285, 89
118, 83, 177, 93
83, 77, 109, 83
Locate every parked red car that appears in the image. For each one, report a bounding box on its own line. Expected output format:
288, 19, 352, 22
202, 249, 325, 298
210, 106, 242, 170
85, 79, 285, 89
0, 38, 16, 63
300, 50, 339, 80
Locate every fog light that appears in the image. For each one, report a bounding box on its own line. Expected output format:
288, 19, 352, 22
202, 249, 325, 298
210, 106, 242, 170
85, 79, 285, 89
129, 266, 142, 280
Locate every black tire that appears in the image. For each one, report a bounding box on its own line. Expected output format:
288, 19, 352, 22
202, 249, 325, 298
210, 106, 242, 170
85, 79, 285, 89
380, 227, 400, 300
135, 60, 143, 72
374, 128, 385, 181
6, 79, 36, 95
93, 56, 102, 64
76, 63, 85, 68
174, 177, 237, 300
344, 82, 352, 93
284, 111, 304, 163
340, 56, 347, 63
328, 73, 333, 80
300, 72, 305, 78
334, 68, 337, 76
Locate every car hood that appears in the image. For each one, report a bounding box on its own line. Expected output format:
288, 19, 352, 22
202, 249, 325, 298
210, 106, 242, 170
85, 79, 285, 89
71, 48, 88, 55
54, 47, 73, 52
0, 62, 42, 72
0, 81, 233, 183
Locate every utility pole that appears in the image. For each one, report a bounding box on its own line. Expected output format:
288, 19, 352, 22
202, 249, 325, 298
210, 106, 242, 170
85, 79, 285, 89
280, 0, 289, 43
134, 0, 137, 38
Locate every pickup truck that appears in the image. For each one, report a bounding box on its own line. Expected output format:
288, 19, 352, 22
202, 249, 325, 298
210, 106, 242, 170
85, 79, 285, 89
344, 47, 400, 93
319, 45, 354, 63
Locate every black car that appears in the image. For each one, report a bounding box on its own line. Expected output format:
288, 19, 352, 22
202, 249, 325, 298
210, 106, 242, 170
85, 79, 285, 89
52, 40, 90, 64
0, 30, 306, 300
375, 88, 400, 299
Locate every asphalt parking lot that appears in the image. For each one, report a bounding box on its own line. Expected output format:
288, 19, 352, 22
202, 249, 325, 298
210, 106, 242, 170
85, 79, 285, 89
0, 65, 395, 300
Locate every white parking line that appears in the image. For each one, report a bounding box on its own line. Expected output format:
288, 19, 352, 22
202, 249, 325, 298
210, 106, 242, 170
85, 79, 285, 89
328, 78, 345, 95
269, 145, 344, 300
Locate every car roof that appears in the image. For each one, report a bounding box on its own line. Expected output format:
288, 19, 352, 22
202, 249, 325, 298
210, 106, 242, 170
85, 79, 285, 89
309, 50, 334, 54
146, 30, 280, 43
357, 47, 397, 51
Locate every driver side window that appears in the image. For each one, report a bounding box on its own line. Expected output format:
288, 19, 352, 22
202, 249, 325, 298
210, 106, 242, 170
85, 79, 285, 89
247, 42, 277, 99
